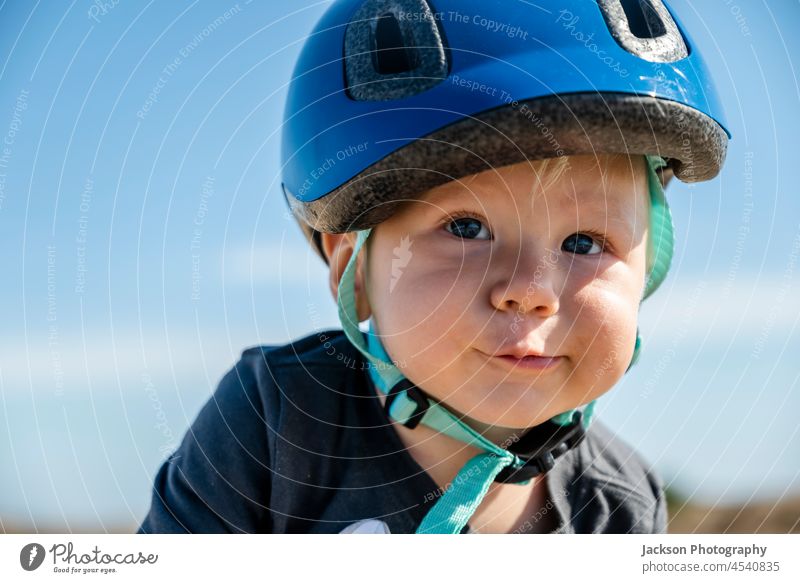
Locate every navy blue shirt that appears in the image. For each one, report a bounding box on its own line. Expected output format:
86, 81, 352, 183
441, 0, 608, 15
136, 329, 667, 534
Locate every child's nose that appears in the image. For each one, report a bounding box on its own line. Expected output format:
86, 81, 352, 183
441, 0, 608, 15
488, 246, 560, 318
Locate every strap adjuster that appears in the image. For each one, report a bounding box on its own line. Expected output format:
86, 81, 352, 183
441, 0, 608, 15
384, 379, 429, 429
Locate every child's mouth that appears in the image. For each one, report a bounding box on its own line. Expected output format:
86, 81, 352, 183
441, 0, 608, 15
493, 354, 563, 371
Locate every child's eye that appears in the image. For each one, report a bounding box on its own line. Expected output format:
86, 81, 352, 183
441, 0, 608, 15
444, 215, 491, 240
562, 233, 603, 255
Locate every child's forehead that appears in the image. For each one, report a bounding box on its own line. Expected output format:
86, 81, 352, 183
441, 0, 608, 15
414, 161, 644, 215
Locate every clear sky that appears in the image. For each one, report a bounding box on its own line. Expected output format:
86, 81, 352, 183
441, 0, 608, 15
0, 0, 798, 530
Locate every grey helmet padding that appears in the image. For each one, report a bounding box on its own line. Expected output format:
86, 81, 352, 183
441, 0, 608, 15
345, 0, 449, 101
285, 92, 728, 262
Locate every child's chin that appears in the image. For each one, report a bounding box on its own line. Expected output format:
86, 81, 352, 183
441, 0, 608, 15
467, 401, 563, 431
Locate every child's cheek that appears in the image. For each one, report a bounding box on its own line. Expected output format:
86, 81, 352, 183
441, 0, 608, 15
385, 251, 476, 302
368, 253, 461, 330
568, 285, 639, 383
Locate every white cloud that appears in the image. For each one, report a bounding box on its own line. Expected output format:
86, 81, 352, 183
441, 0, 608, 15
222, 241, 328, 285
638, 273, 800, 343
0, 332, 242, 395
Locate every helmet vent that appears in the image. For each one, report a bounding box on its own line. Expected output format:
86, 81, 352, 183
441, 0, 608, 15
373, 12, 418, 74
597, 0, 688, 62
619, 0, 666, 39
344, 0, 449, 101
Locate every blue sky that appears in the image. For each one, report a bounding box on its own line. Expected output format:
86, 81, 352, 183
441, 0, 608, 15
0, 1, 798, 530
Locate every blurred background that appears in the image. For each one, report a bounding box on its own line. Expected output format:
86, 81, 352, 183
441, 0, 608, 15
0, 0, 798, 534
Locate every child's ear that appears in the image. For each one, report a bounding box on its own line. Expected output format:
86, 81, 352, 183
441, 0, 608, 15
320, 232, 372, 322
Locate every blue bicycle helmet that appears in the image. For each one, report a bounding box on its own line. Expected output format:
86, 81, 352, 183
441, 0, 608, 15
280, 0, 730, 534
283, 0, 729, 254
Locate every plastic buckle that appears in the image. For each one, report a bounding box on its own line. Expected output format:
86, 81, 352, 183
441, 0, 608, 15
536, 452, 556, 474
494, 412, 586, 483
384, 379, 429, 429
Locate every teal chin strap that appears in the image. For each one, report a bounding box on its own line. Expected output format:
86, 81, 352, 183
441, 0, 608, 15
334, 155, 673, 533
643, 155, 674, 300
628, 155, 675, 371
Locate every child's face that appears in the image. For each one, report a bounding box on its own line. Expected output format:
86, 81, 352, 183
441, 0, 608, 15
348, 154, 649, 429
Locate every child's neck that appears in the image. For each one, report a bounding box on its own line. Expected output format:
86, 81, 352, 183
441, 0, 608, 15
374, 387, 556, 534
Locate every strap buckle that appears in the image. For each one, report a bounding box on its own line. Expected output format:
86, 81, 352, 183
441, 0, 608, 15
494, 411, 586, 483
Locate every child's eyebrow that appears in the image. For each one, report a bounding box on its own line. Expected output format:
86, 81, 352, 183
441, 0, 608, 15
419, 185, 480, 206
